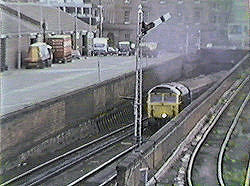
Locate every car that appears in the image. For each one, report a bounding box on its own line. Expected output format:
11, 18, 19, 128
107, 47, 118, 56
72, 50, 81, 59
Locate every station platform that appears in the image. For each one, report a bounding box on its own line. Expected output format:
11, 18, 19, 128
0, 53, 180, 116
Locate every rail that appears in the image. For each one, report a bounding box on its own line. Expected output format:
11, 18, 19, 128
1, 123, 134, 186
67, 145, 137, 186
187, 76, 249, 186
218, 91, 250, 186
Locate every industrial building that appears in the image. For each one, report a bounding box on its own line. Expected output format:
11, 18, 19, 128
0, 1, 98, 71
97, 0, 244, 52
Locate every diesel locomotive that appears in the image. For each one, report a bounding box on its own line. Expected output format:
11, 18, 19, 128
147, 82, 191, 126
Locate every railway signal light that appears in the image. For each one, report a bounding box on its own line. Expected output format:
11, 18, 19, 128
141, 13, 171, 36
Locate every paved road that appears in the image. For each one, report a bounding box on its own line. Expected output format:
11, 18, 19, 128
0, 53, 180, 115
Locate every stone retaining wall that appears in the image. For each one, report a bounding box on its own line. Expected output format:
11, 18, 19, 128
0, 49, 247, 167
0, 56, 187, 162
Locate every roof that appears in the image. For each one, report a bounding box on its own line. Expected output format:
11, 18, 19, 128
168, 82, 189, 96
30, 42, 48, 47
0, 6, 40, 35
48, 35, 71, 39
148, 82, 189, 96
1, 2, 92, 35
119, 41, 130, 44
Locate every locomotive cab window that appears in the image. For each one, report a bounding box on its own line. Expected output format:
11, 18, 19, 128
150, 94, 162, 102
164, 94, 177, 103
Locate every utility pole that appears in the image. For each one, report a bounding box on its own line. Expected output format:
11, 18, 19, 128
58, 6, 61, 33
42, 19, 46, 43
185, 25, 189, 55
88, 7, 92, 56
134, 5, 171, 146
17, 1, 21, 69
74, 6, 77, 50
198, 29, 201, 50
40, 5, 43, 32
98, 0, 103, 37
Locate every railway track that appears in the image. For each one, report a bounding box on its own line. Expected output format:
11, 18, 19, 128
1, 122, 137, 186
186, 76, 249, 186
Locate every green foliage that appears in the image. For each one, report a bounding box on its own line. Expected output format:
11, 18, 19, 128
224, 154, 231, 162
228, 141, 236, 148
224, 169, 246, 186
241, 153, 249, 162
219, 97, 227, 104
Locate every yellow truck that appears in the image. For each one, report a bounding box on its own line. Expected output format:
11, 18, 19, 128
24, 42, 53, 69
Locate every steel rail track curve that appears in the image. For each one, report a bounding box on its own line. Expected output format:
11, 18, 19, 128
1, 123, 134, 186
244, 159, 250, 186
217, 91, 250, 186
187, 76, 249, 186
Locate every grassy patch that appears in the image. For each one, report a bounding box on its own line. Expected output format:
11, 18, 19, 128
224, 169, 246, 186
227, 141, 237, 148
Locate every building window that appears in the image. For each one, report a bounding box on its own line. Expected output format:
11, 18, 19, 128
244, 26, 248, 33
210, 15, 217, 23
66, 7, 75, 14
83, 8, 89, 14
177, 0, 183, 4
229, 25, 242, 34
124, 10, 130, 23
125, 33, 130, 40
77, 7, 81, 14
176, 5, 183, 21
159, 0, 166, 4
211, 2, 217, 9
194, 8, 201, 22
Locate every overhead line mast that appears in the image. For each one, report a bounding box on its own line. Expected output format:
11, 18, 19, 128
134, 5, 171, 146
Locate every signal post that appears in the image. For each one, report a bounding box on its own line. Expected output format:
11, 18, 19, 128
134, 5, 171, 146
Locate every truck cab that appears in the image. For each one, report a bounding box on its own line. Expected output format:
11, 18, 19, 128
93, 37, 109, 56
118, 41, 135, 56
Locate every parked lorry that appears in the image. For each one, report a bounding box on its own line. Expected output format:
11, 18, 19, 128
141, 42, 158, 58
118, 41, 135, 56
92, 37, 109, 56
47, 35, 72, 63
24, 42, 53, 69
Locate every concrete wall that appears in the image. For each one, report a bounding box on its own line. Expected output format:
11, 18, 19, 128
116, 53, 249, 186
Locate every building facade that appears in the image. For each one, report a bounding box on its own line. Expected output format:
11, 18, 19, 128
228, 0, 249, 47
97, 0, 235, 52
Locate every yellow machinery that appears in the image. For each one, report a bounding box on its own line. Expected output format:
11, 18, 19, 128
24, 42, 53, 69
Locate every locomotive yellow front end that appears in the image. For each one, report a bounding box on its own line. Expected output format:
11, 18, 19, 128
147, 92, 180, 119
147, 83, 190, 128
